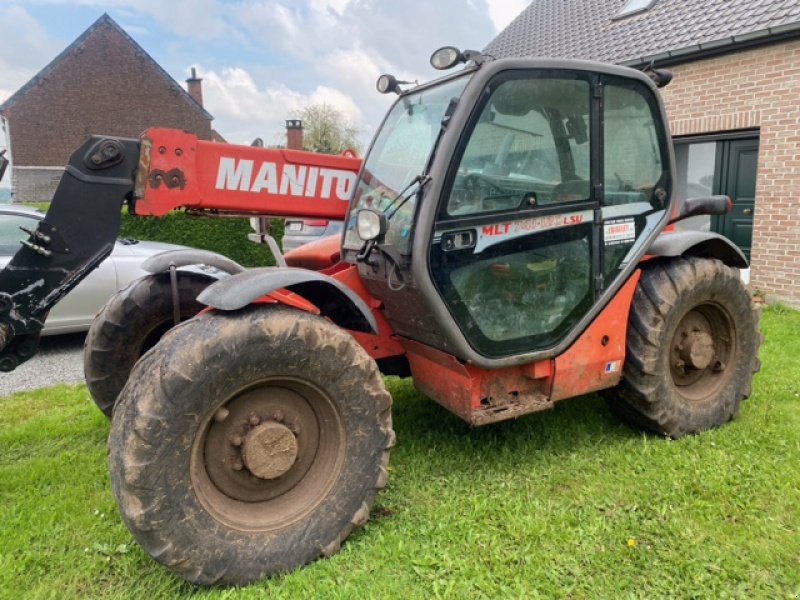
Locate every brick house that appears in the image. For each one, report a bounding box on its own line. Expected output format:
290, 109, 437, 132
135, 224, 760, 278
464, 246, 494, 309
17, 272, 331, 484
486, 0, 800, 307
0, 13, 214, 202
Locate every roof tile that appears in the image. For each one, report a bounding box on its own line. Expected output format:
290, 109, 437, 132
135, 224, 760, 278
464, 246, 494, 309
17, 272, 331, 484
485, 0, 800, 65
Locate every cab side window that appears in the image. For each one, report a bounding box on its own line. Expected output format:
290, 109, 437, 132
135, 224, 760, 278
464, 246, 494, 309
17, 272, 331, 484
601, 78, 671, 283
446, 77, 591, 217
603, 82, 667, 207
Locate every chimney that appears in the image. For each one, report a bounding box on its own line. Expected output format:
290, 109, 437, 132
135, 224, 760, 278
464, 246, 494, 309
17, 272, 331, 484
186, 67, 203, 107
286, 119, 304, 150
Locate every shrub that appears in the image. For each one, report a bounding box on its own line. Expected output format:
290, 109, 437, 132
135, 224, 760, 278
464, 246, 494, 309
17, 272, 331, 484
29, 202, 285, 268
118, 211, 284, 268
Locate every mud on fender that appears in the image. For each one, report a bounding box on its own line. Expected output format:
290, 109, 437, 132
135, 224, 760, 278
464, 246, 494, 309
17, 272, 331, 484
197, 267, 377, 333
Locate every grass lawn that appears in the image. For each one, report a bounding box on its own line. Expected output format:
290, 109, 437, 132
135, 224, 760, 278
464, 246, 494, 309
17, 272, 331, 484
1, 305, 798, 599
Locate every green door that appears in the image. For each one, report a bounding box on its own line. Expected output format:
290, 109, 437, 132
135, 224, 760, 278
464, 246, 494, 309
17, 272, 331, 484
713, 139, 758, 261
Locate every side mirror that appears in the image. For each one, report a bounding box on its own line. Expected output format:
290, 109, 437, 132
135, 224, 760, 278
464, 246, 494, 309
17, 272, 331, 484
672, 195, 731, 223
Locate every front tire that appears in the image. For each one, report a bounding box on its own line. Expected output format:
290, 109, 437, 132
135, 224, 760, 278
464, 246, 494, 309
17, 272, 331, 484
84, 271, 214, 418
609, 257, 760, 438
108, 305, 394, 586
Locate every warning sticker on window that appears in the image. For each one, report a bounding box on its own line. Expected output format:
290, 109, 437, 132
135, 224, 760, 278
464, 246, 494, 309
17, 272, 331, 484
604, 218, 636, 246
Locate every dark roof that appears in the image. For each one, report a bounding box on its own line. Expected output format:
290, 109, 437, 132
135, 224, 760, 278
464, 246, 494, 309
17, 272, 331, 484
0, 13, 212, 120
485, 0, 800, 67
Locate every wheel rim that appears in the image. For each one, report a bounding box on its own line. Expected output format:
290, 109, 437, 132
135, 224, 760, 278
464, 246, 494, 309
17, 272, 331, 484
190, 377, 346, 531
669, 302, 736, 401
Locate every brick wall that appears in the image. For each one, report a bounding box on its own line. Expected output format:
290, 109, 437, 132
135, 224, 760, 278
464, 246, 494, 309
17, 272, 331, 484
11, 167, 63, 203
659, 40, 800, 307
3, 18, 212, 202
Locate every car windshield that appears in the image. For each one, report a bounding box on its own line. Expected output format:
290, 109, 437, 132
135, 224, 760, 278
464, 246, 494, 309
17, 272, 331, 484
343, 75, 469, 254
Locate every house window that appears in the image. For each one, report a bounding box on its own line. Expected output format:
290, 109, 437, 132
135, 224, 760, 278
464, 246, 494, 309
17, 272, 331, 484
673, 142, 716, 232
613, 0, 659, 19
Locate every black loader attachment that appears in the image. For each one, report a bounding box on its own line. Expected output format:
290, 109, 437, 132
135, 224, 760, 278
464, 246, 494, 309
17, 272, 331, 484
0, 137, 139, 371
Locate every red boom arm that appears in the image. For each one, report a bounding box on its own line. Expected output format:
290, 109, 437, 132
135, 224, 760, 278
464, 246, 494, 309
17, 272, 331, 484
133, 128, 363, 219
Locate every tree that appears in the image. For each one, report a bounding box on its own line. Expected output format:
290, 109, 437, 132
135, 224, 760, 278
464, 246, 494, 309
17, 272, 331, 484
297, 104, 360, 155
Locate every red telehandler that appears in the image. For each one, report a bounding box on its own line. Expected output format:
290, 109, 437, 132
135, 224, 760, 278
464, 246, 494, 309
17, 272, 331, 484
0, 49, 759, 586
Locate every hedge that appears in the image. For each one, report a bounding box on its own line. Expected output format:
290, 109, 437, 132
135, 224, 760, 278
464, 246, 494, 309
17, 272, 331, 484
119, 211, 284, 268
27, 203, 284, 268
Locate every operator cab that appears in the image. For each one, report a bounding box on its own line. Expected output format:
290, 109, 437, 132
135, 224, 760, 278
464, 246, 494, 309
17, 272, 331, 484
343, 54, 674, 368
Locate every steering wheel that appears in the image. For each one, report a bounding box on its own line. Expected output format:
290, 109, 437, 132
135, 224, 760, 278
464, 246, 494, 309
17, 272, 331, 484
463, 173, 505, 197
550, 179, 589, 203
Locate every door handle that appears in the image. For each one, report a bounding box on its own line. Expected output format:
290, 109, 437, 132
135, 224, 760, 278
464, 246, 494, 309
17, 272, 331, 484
441, 230, 476, 251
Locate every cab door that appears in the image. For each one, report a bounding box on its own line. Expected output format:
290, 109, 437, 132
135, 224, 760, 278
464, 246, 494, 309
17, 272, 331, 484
428, 70, 671, 358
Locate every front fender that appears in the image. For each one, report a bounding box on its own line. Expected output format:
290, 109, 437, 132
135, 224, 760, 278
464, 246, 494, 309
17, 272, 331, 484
197, 267, 377, 334
141, 249, 246, 275
647, 230, 748, 268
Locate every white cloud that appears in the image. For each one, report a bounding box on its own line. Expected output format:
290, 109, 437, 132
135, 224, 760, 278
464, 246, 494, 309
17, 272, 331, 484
222, 0, 499, 138
0, 0, 529, 160
315, 47, 397, 113
310, 0, 353, 17
199, 66, 364, 146
0, 4, 68, 186
485, 0, 530, 33
0, 5, 65, 102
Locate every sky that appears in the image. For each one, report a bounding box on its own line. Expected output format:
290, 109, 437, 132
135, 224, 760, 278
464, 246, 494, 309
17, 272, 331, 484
0, 0, 529, 188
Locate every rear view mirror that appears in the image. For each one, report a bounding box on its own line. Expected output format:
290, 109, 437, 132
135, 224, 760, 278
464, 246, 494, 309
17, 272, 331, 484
672, 195, 732, 223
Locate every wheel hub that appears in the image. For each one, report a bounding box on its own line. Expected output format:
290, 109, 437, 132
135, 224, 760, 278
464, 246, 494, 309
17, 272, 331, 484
242, 421, 299, 480
677, 330, 715, 370
668, 304, 736, 399
202, 386, 321, 503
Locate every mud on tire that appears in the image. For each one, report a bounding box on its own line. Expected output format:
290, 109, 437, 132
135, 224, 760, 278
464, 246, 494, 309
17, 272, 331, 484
84, 272, 214, 418
607, 257, 761, 438
108, 305, 394, 586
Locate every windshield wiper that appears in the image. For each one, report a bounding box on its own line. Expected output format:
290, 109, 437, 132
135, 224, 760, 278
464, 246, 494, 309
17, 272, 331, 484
383, 174, 431, 220
356, 174, 431, 266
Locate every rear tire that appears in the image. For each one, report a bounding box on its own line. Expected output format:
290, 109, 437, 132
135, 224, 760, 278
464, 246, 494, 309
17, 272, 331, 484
84, 271, 214, 418
108, 305, 394, 586
608, 257, 760, 438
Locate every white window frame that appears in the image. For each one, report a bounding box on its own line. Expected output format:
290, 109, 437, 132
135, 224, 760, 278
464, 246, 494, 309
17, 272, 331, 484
613, 0, 658, 20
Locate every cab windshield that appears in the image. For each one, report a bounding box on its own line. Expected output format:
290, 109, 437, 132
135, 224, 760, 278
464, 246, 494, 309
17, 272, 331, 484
343, 75, 469, 253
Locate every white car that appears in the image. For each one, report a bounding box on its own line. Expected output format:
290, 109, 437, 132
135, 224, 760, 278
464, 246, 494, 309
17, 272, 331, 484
0, 205, 217, 335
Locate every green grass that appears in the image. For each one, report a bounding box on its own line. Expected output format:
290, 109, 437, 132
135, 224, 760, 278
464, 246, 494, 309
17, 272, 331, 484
1, 306, 799, 599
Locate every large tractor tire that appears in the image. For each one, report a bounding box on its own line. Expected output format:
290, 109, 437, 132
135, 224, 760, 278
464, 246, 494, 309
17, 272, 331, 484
608, 256, 760, 438
108, 305, 394, 586
84, 271, 214, 418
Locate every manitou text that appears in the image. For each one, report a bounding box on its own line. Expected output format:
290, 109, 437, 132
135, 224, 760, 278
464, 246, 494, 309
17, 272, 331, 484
216, 157, 357, 201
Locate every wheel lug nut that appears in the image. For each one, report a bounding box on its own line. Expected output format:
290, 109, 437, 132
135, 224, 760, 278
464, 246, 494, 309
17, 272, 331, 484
289, 423, 301, 435
249, 414, 261, 426
272, 410, 284, 422
230, 435, 243, 447
214, 408, 229, 422
232, 460, 243, 471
